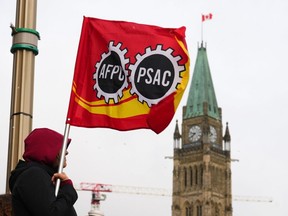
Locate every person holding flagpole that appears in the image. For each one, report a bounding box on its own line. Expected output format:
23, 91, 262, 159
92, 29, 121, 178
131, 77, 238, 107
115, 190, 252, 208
9, 128, 78, 216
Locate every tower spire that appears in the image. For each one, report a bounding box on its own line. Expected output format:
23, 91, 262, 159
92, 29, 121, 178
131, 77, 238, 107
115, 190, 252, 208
184, 45, 220, 120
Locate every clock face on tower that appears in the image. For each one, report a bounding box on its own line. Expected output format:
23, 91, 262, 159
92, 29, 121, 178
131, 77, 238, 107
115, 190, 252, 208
188, 125, 202, 142
209, 125, 217, 143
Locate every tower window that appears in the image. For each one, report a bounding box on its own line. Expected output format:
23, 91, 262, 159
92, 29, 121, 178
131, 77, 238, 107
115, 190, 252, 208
184, 168, 187, 188
190, 167, 193, 186
186, 207, 192, 216
195, 167, 198, 185
200, 166, 204, 186
197, 205, 202, 216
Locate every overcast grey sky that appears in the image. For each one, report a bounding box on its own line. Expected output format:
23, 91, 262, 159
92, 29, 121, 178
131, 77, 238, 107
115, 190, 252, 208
1, 0, 288, 215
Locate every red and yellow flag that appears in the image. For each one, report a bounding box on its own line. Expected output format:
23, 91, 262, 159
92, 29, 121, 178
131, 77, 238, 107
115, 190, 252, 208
66, 17, 190, 134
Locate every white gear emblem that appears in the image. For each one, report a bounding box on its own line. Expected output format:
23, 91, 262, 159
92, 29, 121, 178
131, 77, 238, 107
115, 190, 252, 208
93, 41, 129, 103
129, 44, 184, 107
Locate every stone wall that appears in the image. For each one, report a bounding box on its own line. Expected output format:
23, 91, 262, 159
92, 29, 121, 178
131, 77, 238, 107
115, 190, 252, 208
0, 194, 12, 216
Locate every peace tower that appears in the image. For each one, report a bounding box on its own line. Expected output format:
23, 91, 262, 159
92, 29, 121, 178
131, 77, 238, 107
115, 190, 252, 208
172, 43, 233, 216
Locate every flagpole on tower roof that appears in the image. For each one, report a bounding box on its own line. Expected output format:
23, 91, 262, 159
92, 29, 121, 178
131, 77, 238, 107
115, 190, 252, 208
201, 16, 203, 43
201, 13, 213, 45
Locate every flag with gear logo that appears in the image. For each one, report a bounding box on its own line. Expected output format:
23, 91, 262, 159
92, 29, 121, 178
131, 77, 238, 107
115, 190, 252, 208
66, 16, 190, 134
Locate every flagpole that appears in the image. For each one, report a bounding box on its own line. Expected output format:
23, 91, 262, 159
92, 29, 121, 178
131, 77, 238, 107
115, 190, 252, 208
201, 15, 203, 42
201, 13, 212, 45
55, 123, 71, 196
6, 0, 39, 193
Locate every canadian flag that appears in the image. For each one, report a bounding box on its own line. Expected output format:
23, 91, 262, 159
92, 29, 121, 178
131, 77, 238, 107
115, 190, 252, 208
202, 13, 213, 22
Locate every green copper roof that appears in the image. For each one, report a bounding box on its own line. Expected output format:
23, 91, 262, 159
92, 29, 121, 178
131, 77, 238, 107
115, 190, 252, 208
184, 44, 220, 120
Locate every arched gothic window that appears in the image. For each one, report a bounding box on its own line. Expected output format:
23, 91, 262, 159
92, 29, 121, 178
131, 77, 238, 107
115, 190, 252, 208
190, 167, 193, 186
200, 165, 204, 185
197, 205, 202, 216
195, 166, 198, 185
184, 167, 187, 188
185, 206, 192, 216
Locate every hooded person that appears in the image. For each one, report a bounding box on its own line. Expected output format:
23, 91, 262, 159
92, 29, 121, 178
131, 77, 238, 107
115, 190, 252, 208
9, 128, 78, 216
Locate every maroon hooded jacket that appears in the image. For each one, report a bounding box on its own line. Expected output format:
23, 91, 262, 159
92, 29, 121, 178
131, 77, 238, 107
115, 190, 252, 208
9, 128, 78, 216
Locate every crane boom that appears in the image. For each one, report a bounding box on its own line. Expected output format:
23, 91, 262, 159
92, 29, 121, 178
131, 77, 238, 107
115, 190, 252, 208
76, 182, 170, 196
112, 185, 171, 196
233, 195, 273, 203
76, 182, 273, 203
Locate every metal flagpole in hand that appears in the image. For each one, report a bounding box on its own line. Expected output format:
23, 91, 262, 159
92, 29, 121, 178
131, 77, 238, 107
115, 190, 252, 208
55, 123, 71, 196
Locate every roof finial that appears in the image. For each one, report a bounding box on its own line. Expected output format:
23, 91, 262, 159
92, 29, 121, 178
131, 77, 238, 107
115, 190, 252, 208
173, 120, 181, 140
223, 122, 231, 151
173, 120, 181, 149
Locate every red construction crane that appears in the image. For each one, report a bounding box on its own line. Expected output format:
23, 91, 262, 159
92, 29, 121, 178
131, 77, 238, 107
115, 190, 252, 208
78, 183, 113, 216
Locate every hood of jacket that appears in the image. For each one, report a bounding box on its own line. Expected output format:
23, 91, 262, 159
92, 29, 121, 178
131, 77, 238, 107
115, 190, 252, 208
23, 128, 71, 166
